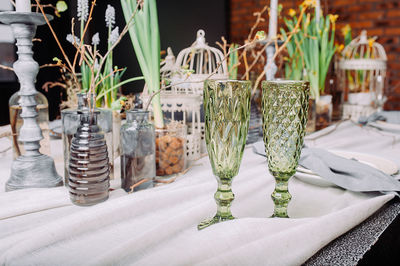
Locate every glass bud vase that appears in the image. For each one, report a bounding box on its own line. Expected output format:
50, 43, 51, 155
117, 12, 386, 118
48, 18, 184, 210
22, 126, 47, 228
120, 110, 155, 192
69, 110, 110, 206
62, 93, 114, 184
9, 91, 51, 159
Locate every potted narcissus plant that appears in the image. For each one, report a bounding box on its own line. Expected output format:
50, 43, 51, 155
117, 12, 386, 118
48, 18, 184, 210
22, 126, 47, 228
281, 4, 337, 131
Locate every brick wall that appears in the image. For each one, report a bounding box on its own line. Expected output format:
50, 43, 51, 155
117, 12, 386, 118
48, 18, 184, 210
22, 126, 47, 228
230, 0, 400, 110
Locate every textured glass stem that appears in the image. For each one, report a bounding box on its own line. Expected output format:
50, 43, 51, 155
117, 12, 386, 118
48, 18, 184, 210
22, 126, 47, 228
270, 172, 293, 218
198, 177, 235, 230
215, 178, 234, 218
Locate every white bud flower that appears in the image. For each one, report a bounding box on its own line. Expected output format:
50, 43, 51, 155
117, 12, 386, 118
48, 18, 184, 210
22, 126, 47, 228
92, 32, 100, 46
109, 26, 119, 45
77, 0, 89, 22
66, 34, 80, 45
105, 4, 115, 29
94, 60, 100, 72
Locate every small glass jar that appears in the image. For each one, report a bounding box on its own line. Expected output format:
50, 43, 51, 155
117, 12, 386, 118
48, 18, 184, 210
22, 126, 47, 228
120, 110, 155, 192
155, 122, 187, 177
69, 110, 110, 206
61, 93, 114, 184
8, 91, 50, 158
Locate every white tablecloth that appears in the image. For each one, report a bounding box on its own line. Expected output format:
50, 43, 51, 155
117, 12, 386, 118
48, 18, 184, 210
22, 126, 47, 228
0, 121, 399, 266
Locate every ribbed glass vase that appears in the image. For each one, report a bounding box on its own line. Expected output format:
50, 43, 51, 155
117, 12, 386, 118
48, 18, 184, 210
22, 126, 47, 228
62, 93, 114, 184
68, 110, 110, 206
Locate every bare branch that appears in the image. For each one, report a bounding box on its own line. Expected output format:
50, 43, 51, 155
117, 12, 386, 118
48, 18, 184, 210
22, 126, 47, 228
0, 64, 13, 71
34, 0, 80, 91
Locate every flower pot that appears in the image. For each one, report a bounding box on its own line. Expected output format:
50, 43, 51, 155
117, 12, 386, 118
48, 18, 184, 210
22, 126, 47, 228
155, 122, 187, 177
316, 95, 333, 131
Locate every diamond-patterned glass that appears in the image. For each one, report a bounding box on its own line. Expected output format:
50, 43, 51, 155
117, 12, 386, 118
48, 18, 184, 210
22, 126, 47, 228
198, 80, 251, 230
262, 80, 309, 218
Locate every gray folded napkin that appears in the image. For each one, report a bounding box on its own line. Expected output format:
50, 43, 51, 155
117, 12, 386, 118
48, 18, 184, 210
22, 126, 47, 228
359, 111, 400, 125
252, 142, 400, 193
299, 148, 400, 193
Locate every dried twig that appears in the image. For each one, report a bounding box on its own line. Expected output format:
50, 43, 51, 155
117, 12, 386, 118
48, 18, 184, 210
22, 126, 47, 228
240, 42, 269, 80
42, 81, 67, 92
0, 64, 13, 71
128, 178, 151, 193
34, 0, 78, 88
247, 5, 268, 41
251, 7, 307, 96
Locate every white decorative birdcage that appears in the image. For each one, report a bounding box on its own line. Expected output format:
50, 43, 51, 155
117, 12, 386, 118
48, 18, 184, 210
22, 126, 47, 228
169, 29, 229, 95
338, 30, 387, 120
143, 30, 229, 160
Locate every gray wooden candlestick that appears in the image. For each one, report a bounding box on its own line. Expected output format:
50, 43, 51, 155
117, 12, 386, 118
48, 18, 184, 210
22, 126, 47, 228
0, 12, 63, 191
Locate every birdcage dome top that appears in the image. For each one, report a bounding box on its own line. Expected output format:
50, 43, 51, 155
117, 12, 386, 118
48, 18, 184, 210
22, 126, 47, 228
170, 29, 228, 94
338, 30, 387, 71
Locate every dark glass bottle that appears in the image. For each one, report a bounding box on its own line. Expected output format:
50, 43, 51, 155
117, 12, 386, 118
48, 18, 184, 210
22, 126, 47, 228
69, 110, 110, 206
120, 110, 155, 192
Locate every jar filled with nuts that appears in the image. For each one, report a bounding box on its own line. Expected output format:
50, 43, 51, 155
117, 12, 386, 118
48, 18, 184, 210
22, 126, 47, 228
155, 122, 187, 177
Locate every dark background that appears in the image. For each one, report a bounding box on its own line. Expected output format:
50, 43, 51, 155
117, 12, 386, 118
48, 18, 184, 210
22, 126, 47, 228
0, 0, 228, 125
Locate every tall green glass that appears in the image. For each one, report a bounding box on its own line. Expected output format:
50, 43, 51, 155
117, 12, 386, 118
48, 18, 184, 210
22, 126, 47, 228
261, 80, 309, 218
198, 80, 251, 230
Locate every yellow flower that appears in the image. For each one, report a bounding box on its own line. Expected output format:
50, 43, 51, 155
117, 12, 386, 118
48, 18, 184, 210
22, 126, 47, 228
329, 14, 338, 24
341, 24, 351, 36
337, 44, 344, 53
288, 8, 296, 17
368, 38, 375, 48
302, 0, 317, 8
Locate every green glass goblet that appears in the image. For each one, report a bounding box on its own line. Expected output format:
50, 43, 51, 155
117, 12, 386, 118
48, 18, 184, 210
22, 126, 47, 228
198, 80, 251, 230
261, 80, 310, 218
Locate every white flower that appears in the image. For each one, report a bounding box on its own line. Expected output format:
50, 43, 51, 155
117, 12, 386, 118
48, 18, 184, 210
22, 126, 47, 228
66, 34, 80, 45
94, 60, 100, 72
105, 4, 115, 29
92, 32, 100, 46
108, 26, 119, 45
77, 0, 89, 22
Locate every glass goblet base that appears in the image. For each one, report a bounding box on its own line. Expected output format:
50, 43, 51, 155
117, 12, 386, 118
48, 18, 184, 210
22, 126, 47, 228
270, 171, 293, 218
198, 179, 235, 230
198, 214, 235, 230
